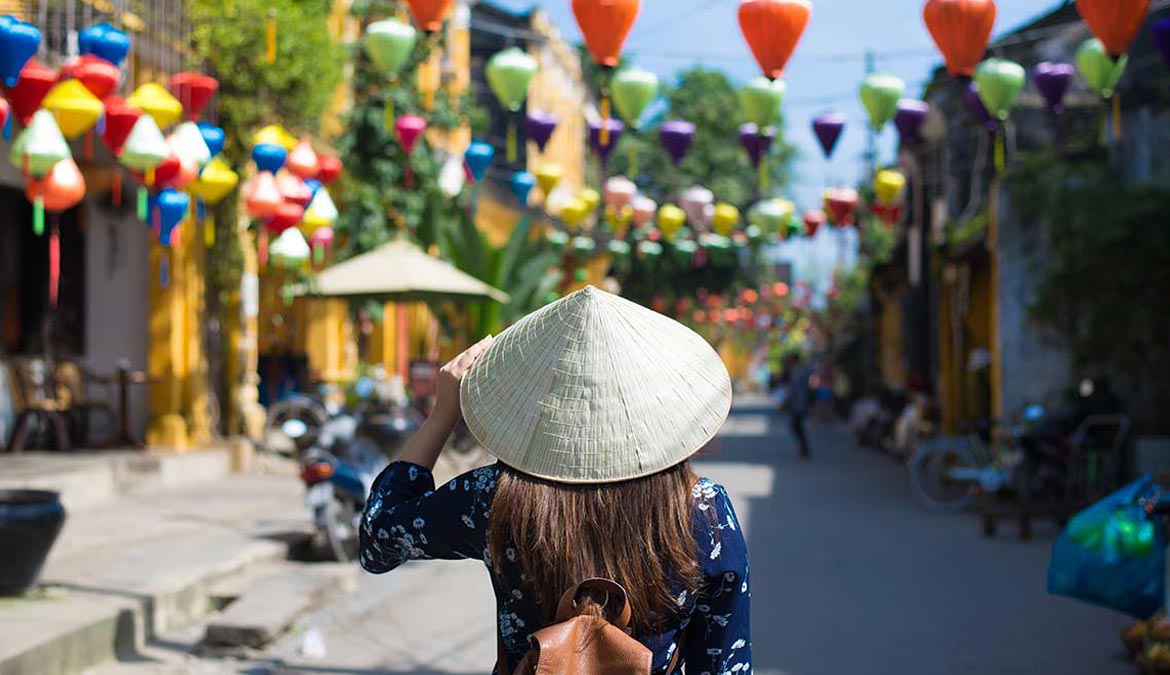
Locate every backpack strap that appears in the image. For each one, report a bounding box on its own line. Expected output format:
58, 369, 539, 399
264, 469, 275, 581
554, 577, 632, 630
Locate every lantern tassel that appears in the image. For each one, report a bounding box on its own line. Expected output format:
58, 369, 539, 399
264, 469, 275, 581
1112, 93, 1122, 140
204, 217, 215, 248
600, 95, 611, 147
265, 9, 277, 65
33, 197, 44, 236
259, 229, 269, 267
313, 242, 324, 266
383, 101, 394, 135
85, 130, 93, 160
112, 170, 122, 207
137, 187, 148, 221
160, 252, 170, 288
994, 132, 1005, 173
2, 112, 11, 140
507, 123, 517, 163
628, 145, 638, 177
758, 159, 768, 194
49, 219, 60, 307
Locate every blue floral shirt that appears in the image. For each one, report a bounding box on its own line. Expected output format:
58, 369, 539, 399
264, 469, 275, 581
360, 461, 752, 675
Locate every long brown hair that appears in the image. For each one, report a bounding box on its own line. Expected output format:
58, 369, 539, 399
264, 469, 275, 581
487, 461, 702, 634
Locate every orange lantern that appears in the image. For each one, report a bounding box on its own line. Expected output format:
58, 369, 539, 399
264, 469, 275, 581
406, 0, 454, 33
922, 0, 997, 78
1075, 0, 1149, 58
26, 158, 85, 308
572, 0, 640, 69
738, 0, 812, 80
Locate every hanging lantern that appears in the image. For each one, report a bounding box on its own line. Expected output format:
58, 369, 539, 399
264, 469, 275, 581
739, 123, 776, 170
637, 239, 663, 261
578, 188, 601, 213
738, 0, 812, 80
803, 209, 826, 237
78, 22, 131, 67
170, 122, 212, 168
277, 171, 313, 206
265, 200, 304, 235
364, 19, 417, 77
154, 189, 189, 247
0, 18, 41, 87
656, 204, 686, 240
894, 99, 930, 144
119, 115, 170, 174
11, 110, 71, 178
102, 96, 142, 158
309, 226, 335, 264
825, 187, 859, 226
1030, 62, 1074, 115
587, 118, 624, 166
464, 140, 494, 183
811, 112, 845, 158
197, 122, 226, 158
127, 83, 184, 129
168, 72, 218, 122
7, 58, 59, 125
486, 47, 537, 162
510, 171, 536, 206
302, 187, 338, 234
24, 155, 84, 243
607, 239, 632, 261
739, 77, 785, 127
317, 155, 343, 185
535, 163, 563, 196
874, 169, 906, 206
283, 139, 319, 180
678, 185, 713, 230
1077, 38, 1127, 100
603, 176, 636, 210
671, 237, 698, 265
712, 203, 741, 236
631, 196, 656, 227
922, 0, 997, 79
188, 158, 239, 206
860, 74, 904, 131
269, 227, 311, 270
404, 0, 454, 33
963, 81, 997, 131
40, 79, 102, 140
252, 142, 288, 174
1075, 0, 1148, 59
749, 199, 793, 237
561, 198, 591, 229
525, 110, 558, 153
612, 67, 659, 128
973, 58, 1024, 122
572, 0, 640, 69
66, 54, 120, 99
659, 120, 695, 166
245, 171, 282, 220
167, 152, 200, 191
252, 124, 297, 150
395, 114, 427, 187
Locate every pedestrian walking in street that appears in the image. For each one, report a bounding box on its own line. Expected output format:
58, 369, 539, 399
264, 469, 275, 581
359, 286, 750, 675
782, 353, 814, 459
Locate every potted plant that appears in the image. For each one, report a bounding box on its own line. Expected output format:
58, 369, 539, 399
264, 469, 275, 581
0, 489, 66, 596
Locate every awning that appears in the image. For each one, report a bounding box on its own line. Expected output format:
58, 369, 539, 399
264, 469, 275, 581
291, 239, 509, 303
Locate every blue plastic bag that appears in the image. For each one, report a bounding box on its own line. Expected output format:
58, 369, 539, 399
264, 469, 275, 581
1047, 475, 1165, 619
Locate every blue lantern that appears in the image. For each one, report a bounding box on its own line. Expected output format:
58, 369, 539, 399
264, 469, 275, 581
79, 22, 131, 66
510, 171, 536, 206
197, 122, 226, 157
304, 178, 323, 198
0, 18, 41, 87
156, 189, 190, 247
252, 142, 287, 173
464, 141, 494, 183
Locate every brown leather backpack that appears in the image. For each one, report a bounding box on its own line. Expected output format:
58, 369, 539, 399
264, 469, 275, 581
498, 578, 682, 675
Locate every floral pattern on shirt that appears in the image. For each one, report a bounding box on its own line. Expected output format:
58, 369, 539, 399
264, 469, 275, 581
360, 462, 752, 675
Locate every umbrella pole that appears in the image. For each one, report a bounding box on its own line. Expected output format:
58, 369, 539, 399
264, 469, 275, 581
396, 302, 409, 379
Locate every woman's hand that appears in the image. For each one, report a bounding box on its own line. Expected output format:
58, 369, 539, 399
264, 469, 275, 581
433, 335, 494, 424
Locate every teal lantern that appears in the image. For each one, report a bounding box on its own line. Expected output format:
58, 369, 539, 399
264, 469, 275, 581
859, 73, 904, 131
486, 47, 538, 162
738, 77, 785, 128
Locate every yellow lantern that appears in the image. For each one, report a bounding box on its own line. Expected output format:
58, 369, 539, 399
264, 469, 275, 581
126, 83, 184, 129
252, 124, 298, 151
578, 188, 601, 213
188, 158, 239, 205
42, 80, 103, 139
874, 169, 907, 206
535, 163, 563, 196
712, 203, 741, 236
657, 204, 686, 240
561, 197, 590, 229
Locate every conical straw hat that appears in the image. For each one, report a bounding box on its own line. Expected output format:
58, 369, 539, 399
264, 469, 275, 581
461, 286, 732, 484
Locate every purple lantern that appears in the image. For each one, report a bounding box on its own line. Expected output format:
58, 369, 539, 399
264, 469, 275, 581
660, 120, 696, 166
738, 123, 775, 168
1032, 62, 1075, 115
1153, 18, 1170, 70
587, 118, 624, 166
963, 82, 997, 132
894, 99, 930, 144
525, 110, 558, 153
811, 112, 845, 159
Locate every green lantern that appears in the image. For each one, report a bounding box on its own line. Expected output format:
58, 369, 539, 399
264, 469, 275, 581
364, 19, 417, 77
1077, 38, 1127, 100
571, 234, 597, 257
637, 239, 663, 261
738, 77, 785, 128
672, 237, 698, 265
748, 198, 792, 236
611, 67, 659, 128
10, 110, 70, 178
974, 58, 1026, 122
859, 73, 904, 131
546, 229, 570, 251
486, 47, 538, 161
607, 238, 632, 262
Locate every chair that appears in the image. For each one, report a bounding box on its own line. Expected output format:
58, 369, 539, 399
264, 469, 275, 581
53, 361, 117, 448
6, 358, 70, 453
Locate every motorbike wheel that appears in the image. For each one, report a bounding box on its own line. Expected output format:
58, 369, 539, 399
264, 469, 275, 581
264, 396, 329, 457
320, 496, 360, 563
907, 437, 981, 514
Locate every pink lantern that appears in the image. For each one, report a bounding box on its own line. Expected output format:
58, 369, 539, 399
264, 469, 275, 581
395, 114, 427, 188
277, 171, 313, 206
631, 196, 656, 227
678, 185, 714, 230
309, 226, 334, 264
286, 138, 320, 179
245, 172, 282, 219
603, 176, 636, 210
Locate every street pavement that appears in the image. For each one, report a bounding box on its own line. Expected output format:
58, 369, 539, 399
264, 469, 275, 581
90, 399, 1136, 674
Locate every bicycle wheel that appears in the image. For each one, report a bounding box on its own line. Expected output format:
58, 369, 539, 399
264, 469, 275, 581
907, 437, 981, 514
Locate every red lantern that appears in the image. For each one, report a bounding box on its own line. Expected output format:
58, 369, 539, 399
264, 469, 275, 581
922, 0, 997, 78
741, 288, 759, 304
245, 172, 282, 220
101, 96, 142, 156
131, 154, 181, 189
168, 71, 219, 121
572, 0, 640, 68
803, 209, 826, 237
693, 310, 707, 324
825, 188, 858, 227
317, 155, 342, 185
1075, 0, 1149, 58
5, 59, 59, 125
405, 0, 454, 32
63, 55, 121, 99
277, 171, 313, 206
738, 0, 812, 80
265, 201, 304, 234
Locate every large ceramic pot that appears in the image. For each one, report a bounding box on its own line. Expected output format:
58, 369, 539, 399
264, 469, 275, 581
0, 490, 66, 596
